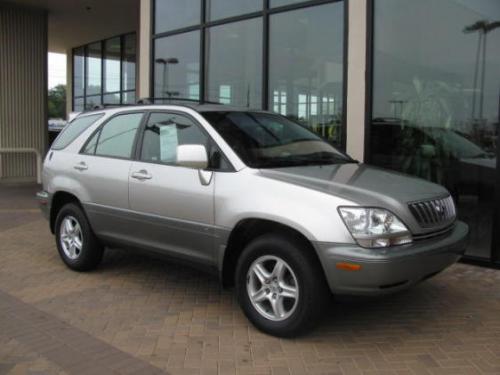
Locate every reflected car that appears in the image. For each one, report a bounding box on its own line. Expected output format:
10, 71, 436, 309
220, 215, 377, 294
371, 118, 497, 197
37, 105, 468, 337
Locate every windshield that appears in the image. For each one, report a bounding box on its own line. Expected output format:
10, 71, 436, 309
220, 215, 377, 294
202, 111, 354, 168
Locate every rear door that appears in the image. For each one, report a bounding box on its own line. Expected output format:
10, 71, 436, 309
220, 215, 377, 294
74, 111, 145, 241
127, 111, 216, 265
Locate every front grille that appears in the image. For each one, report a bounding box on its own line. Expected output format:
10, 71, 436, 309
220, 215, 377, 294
409, 196, 456, 228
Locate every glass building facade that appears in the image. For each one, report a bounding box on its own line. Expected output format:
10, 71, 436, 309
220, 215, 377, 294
368, 0, 500, 262
68, 0, 499, 265
72, 33, 137, 111
152, 0, 346, 148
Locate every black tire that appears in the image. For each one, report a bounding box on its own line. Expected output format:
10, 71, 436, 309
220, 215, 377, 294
54, 203, 104, 271
235, 233, 330, 337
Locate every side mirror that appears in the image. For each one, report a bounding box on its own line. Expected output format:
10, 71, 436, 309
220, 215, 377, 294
176, 144, 208, 170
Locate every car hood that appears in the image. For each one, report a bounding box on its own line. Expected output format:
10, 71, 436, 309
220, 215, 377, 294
259, 163, 449, 207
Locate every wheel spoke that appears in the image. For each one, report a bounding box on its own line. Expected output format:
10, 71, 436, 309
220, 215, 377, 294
74, 236, 83, 250
253, 263, 271, 284
280, 283, 298, 300
270, 296, 285, 319
272, 259, 286, 280
64, 219, 73, 234
251, 288, 268, 303
73, 222, 81, 236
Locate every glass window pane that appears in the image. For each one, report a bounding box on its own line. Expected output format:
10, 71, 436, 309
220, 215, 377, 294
85, 95, 101, 110
207, 0, 261, 21
140, 112, 208, 164
103, 93, 121, 106
271, 0, 307, 7
155, 0, 200, 34
73, 47, 85, 97
52, 114, 103, 150
122, 91, 137, 104
154, 31, 200, 100
206, 18, 262, 108
269, 3, 344, 146
369, 0, 500, 259
74, 97, 84, 112
123, 34, 136, 91
95, 113, 143, 158
104, 37, 121, 93
123, 91, 136, 104
86, 42, 102, 96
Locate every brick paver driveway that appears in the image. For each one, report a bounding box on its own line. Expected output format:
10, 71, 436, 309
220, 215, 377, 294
1, 184, 500, 375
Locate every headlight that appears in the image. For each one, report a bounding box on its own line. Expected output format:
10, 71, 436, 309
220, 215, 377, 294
338, 207, 412, 248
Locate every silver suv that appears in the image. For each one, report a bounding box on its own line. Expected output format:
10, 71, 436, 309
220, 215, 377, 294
37, 104, 468, 337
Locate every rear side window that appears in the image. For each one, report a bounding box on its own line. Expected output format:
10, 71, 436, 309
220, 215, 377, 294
85, 113, 143, 159
51, 114, 104, 150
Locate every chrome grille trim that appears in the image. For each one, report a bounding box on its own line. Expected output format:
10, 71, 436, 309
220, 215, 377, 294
413, 224, 455, 241
409, 196, 456, 228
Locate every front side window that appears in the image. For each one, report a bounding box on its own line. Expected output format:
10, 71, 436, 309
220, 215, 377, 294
52, 114, 104, 150
93, 113, 144, 158
140, 113, 208, 164
202, 111, 352, 168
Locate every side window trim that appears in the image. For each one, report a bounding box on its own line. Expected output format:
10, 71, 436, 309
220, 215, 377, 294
79, 110, 146, 160
135, 110, 235, 172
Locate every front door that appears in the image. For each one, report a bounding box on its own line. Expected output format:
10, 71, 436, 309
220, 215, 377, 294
128, 112, 215, 265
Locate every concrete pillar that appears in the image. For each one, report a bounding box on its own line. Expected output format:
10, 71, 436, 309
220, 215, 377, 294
0, 4, 48, 182
66, 48, 73, 116
138, 0, 151, 99
345, 0, 368, 162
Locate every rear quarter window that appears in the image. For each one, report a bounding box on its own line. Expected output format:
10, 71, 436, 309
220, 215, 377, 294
51, 113, 104, 150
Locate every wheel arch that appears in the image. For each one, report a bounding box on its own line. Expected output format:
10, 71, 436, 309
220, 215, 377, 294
220, 218, 323, 288
49, 191, 83, 233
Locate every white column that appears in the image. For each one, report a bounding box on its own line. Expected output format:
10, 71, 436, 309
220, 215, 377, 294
345, 0, 368, 162
138, 0, 152, 99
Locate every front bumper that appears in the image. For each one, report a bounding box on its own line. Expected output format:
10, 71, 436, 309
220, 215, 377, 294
36, 190, 51, 220
314, 221, 469, 296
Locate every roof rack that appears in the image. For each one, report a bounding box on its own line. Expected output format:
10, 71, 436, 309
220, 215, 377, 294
136, 97, 223, 105
80, 97, 226, 113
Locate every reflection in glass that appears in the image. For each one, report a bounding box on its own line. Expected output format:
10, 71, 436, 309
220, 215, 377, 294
103, 93, 121, 105
85, 95, 101, 110
269, 3, 344, 147
122, 91, 136, 104
206, 18, 262, 108
271, 0, 307, 8
73, 47, 85, 97
104, 37, 121, 93
207, 0, 261, 21
370, 0, 500, 259
123, 34, 136, 92
74, 97, 84, 112
154, 31, 200, 100
86, 42, 102, 96
155, 0, 200, 33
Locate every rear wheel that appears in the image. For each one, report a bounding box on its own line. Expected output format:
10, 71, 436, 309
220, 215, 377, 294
55, 203, 104, 271
235, 234, 329, 337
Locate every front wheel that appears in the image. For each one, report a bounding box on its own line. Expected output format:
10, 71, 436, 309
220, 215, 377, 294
235, 234, 329, 337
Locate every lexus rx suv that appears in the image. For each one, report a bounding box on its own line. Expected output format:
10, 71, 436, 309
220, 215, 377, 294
37, 104, 468, 337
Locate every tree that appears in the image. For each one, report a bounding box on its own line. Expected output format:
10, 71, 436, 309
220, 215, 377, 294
48, 84, 66, 119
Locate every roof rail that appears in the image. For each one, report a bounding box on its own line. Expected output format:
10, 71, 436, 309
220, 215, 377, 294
136, 97, 223, 105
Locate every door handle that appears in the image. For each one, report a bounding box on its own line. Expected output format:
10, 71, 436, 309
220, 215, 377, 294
131, 170, 152, 180
74, 162, 88, 171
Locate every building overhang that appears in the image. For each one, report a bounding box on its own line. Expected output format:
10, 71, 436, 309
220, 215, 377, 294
2, 0, 139, 53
